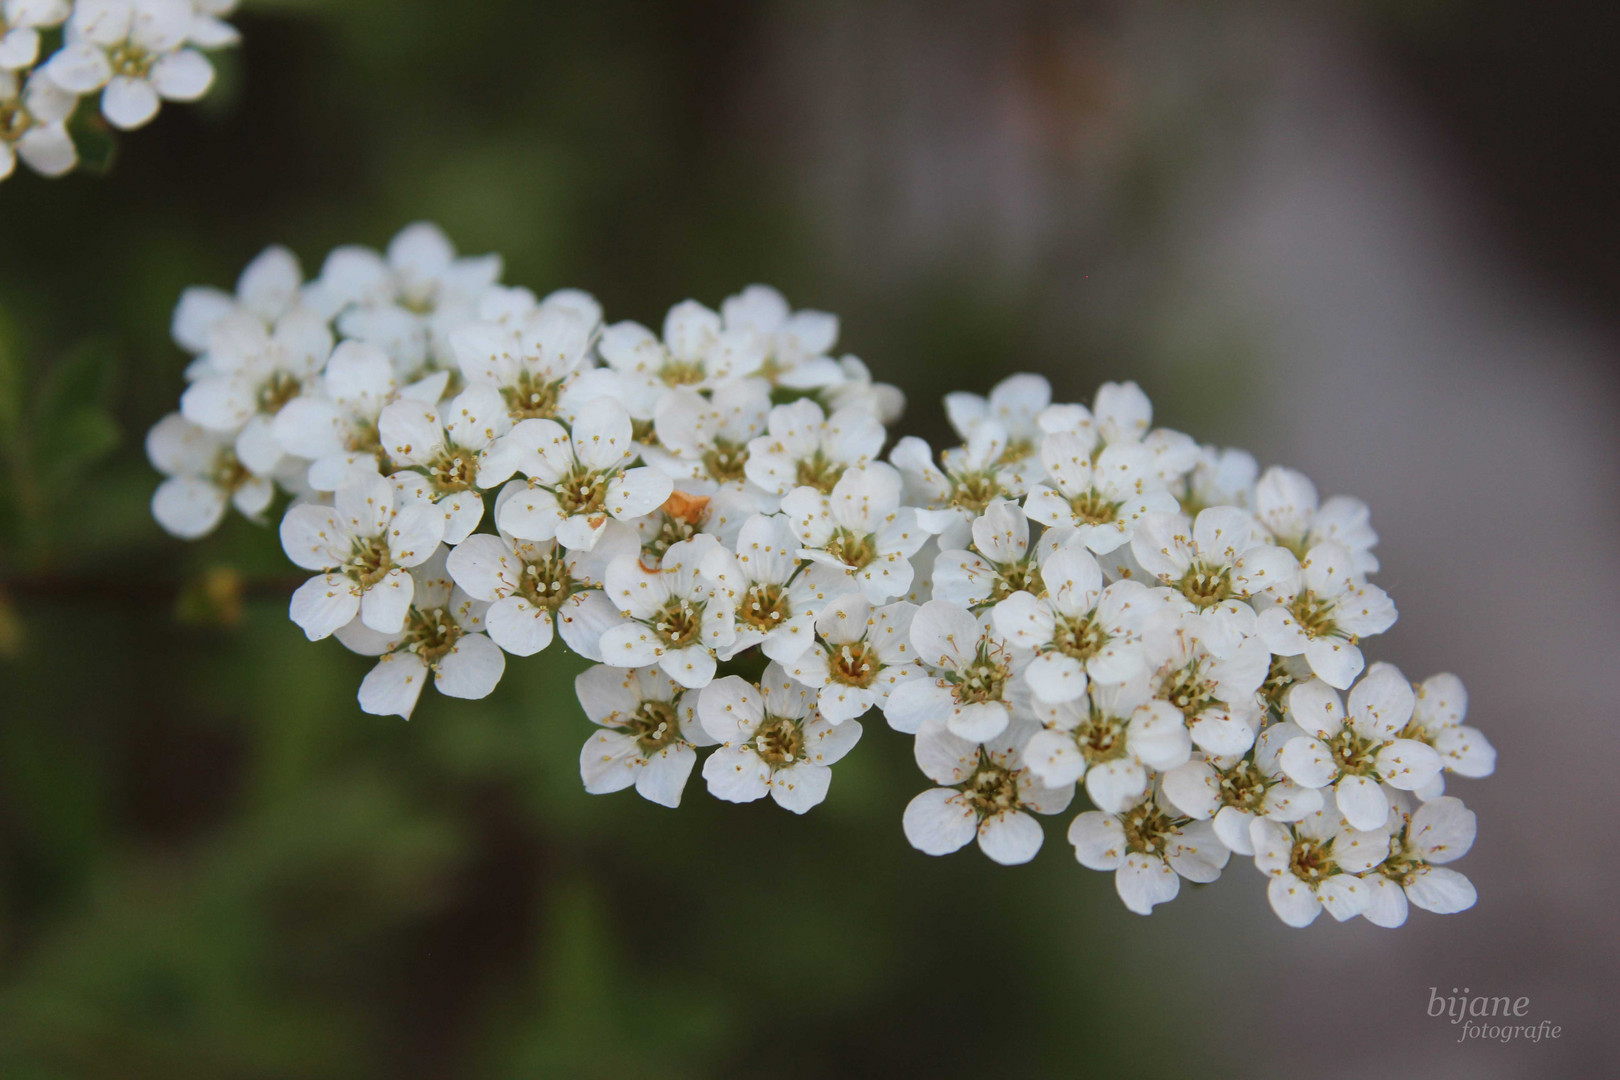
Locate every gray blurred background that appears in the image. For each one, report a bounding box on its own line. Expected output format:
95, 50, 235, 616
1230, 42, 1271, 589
1, 1, 1614, 1076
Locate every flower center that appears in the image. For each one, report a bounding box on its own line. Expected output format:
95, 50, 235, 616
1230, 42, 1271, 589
627, 700, 684, 755
1216, 759, 1268, 812
108, 43, 156, 79
794, 450, 845, 495
501, 371, 565, 421
1288, 590, 1339, 639
1288, 837, 1340, 883
997, 438, 1034, 466
1, 100, 32, 141
825, 527, 878, 571
738, 582, 790, 633
659, 358, 706, 387
554, 467, 610, 516
1069, 489, 1119, 526
948, 469, 1003, 515
517, 549, 577, 612
701, 437, 749, 485
987, 559, 1043, 604
426, 447, 477, 494
404, 606, 463, 664
947, 644, 1009, 705
257, 371, 303, 415
1120, 800, 1178, 856
1176, 561, 1233, 609
1161, 661, 1219, 720
210, 449, 254, 494
1051, 610, 1109, 663
653, 597, 705, 648
1074, 706, 1129, 764
753, 716, 805, 766
345, 537, 394, 589
1378, 831, 1423, 886
965, 757, 1021, 817
828, 641, 880, 688
1325, 726, 1380, 777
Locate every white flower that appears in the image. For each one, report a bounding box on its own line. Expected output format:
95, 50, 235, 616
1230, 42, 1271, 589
379, 384, 512, 544
575, 664, 714, 808
1254, 465, 1379, 574
1068, 793, 1230, 915
1037, 380, 1200, 485
822, 355, 904, 424
272, 342, 447, 491
485, 397, 673, 551
743, 397, 885, 501
780, 592, 922, 724
178, 306, 334, 476
1177, 445, 1258, 514
171, 246, 305, 356
698, 662, 862, 814
1130, 506, 1299, 656
146, 411, 273, 538
719, 283, 841, 385
333, 546, 505, 720
1250, 808, 1390, 927
903, 716, 1072, 865
46, 0, 215, 131
1022, 429, 1178, 554
883, 599, 1027, 743
449, 299, 597, 425
646, 381, 772, 501
279, 472, 445, 639
888, 421, 1035, 545
1157, 722, 1323, 855
944, 372, 1049, 465
185, 0, 238, 49
1141, 613, 1269, 757
780, 463, 926, 603
444, 512, 634, 660
1254, 541, 1396, 689
991, 544, 1153, 703
595, 300, 765, 413
698, 513, 828, 663
1398, 672, 1495, 797
1362, 795, 1478, 927
599, 535, 735, 688
312, 223, 502, 376
930, 499, 1058, 610
1276, 665, 1444, 832
0, 69, 75, 181
1, 0, 67, 72
1022, 674, 1191, 812
631, 488, 753, 568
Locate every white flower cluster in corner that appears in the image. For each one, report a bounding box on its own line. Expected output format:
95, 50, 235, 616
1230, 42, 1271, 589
1, 0, 236, 182
148, 223, 1495, 928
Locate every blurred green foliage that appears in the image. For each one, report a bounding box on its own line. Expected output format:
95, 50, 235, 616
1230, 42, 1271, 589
0, 3, 1312, 1077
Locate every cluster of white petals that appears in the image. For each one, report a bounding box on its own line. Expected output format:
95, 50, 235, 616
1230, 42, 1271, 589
1, 0, 235, 183
151, 223, 1494, 925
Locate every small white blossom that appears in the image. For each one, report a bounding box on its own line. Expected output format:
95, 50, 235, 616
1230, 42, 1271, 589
780, 463, 926, 603
699, 662, 862, 813
1254, 465, 1379, 574
903, 716, 1072, 865
279, 472, 445, 639
943, 372, 1049, 464
1023, 428, 1178, 554
1022, 674, 1191, 813
1250, 808, 1389, 927
1069, 792, 1230, 915
883, 599, 1027, 743
889, 421, 1034, 546
719, 283, 842, 386
0, 69, 76, 181
930, 499, 1058, 610
486, 397, 673, 551
743, 397, 885, 501
0, 0, 68, 72
576, 664, 713, 808
1277, 665, 1444, 832
1362, 794, 1478, 927
699, 513, 828, 663
1399, 672, 1495, 797
781, 592, 922, 724
146, 411, 272, 538
334, 547, 505, 720
1255, 541, 1396, 689
380, 384, 512, 544
1157, 722, 1323, 854
595, 300, 765, 417
449, 299, 598, 425
1141, 613, 1269, 757
46, 0, 215, 130
1036, 380, 1200, 485
599, 535, 735, 688
646, 381, 771, 502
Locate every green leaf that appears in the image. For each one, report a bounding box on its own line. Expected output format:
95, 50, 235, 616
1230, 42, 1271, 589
33, 339, 121, 486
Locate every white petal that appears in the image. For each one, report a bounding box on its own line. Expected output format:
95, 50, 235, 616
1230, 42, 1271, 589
1405, 866, 1476, 915
902, 788, 978, 856
358, 652, 430, 720
702, 744, 770, 803
1334, 774, 1389, 832
151, 476, 228, 538
635, 744, 697, 808
149, 48, 212, 101
769, 762, 833, 814
977, 811, 1043, 866
288, 574, 358, 641
433, 633, 505, 699
101, 75, 160, 129
1115, 853, 1180, 915
1266, 875, 1322, 927
1067, 811, 1125, 871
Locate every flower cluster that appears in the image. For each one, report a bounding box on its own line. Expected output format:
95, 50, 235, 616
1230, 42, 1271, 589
1, 0, 235, 183
150, 223, 1494, 926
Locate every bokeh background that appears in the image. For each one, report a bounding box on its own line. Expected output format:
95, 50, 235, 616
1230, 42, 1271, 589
2, 1, 1616, 1077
